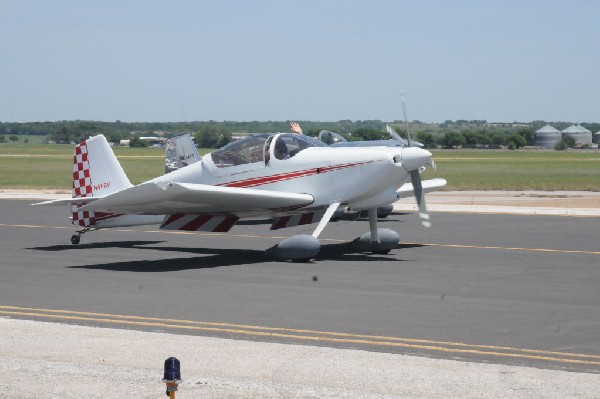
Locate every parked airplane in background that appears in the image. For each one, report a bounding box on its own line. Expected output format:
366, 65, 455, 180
35, 131, 445, 261
318, 128, 425, 149
164, 133, 201, 174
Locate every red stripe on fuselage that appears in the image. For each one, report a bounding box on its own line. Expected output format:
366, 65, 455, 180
94, 212, 124, 222
219, 161, 373, 188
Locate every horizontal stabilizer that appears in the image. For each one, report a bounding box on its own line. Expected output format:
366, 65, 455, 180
397, 178, 447, 199
32, 197, 98, 206
81, 181, 314, 215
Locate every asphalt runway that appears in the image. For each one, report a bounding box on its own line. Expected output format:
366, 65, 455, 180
1, 199, 599, 373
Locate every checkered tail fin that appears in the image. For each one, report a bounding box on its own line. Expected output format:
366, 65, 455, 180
71, 134, 132, 227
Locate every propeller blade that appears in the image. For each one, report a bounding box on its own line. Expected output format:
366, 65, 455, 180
401, 91, 412, 148
410, 169, 431, 227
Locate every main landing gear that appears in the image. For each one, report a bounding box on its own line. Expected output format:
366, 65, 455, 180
266, 205, 400, 262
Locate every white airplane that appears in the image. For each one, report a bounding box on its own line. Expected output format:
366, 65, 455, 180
35, 132, 446, 261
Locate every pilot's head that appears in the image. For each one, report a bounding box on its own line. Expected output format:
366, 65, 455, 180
275, 140, 288, 159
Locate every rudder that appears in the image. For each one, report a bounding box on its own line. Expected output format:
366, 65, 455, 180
72, 134, 132, 227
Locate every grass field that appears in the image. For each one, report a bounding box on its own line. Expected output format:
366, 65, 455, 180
1, 143, 599, 191
423, 150, 600, 191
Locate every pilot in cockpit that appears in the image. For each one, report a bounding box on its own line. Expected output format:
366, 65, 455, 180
274, 139, 290, 160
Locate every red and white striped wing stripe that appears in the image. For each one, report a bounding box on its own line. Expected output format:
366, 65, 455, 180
270, 211, 324, 230
160, 214, 239, 232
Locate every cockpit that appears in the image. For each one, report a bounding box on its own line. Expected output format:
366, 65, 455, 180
210, 133, 326, 168
270, 133, 326, 161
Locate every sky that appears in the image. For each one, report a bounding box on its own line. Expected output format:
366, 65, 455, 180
1, 1, 599, 123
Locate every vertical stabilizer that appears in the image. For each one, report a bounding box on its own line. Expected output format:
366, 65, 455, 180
71, 134, 132, 227
164, 133, 200, 173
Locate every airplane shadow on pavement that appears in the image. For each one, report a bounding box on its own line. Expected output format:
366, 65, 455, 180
27, 240, 422, 272
27, 241, 166, 251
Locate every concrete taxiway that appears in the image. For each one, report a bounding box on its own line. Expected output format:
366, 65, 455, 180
0, 194, 599, 397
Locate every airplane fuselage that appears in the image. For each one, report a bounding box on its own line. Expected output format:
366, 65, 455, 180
151, 145, 411, 215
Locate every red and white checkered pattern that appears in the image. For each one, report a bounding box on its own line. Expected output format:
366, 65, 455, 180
72, 142, 92, 197
71, 140, 95, 227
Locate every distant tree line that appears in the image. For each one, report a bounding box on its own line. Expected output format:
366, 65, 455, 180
343, 126, 535, 149
1, 119, 598, 150
415, 128, 534, 149
0, 135, 21, 143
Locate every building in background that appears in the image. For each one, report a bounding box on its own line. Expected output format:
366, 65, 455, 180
561, 124, 592, 147
534, 125, 561, 149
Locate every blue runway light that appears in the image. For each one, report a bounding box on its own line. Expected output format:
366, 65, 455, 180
163, 357, 181, 381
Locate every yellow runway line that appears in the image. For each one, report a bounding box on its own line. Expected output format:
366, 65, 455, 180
1, 305, 599, 367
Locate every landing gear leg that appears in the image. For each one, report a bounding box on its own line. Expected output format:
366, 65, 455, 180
355, 208, 399, 254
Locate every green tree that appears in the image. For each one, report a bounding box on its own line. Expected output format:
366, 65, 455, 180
352, 128, 387, 141
555, 136, 576, 150
461, 130, 479, 146
555, 141, 568, 150
9, 135, 19, 142
442, 132, 466, 148
50, 124, 70, 142
129, 136, 149, 147
563, 136, 576, 148
194, 125, 232, 148
475, 132, 490, 145
489, 133, 506, 146
506, 134, 527, 149
515, 128, 534, 145
416, 132, 436, 148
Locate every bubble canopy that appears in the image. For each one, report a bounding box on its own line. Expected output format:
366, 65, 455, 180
210, 133, 326, 168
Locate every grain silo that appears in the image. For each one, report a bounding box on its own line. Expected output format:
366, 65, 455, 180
562, 124, 593, 147
534, 125, 561, 149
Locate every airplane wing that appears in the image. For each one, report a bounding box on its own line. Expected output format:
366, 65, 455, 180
80, 181, 314, 215
397, 178, 447, 199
